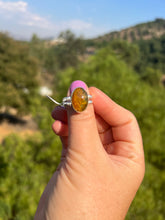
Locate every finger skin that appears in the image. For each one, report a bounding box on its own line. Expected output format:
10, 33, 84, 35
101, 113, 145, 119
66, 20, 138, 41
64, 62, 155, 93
52, 107, 111, 134
52, 108, 114, 142
52, 120, 68, 137
90, 87, 133, 126
89, 87, 143, 151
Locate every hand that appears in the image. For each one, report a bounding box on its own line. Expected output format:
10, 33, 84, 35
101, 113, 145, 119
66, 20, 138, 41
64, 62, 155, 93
35, 81, 145, 220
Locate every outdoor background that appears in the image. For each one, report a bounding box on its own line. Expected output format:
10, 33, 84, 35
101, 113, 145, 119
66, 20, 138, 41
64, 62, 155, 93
0, 0, 165, 219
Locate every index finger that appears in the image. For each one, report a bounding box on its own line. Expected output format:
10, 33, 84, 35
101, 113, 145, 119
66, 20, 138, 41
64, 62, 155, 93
89, 87, 143, 147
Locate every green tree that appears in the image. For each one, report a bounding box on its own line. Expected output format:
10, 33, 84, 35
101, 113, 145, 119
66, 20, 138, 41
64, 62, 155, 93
29, 34, 46, 68
0, 33, 39, 114
141, 67, 162, 86
109, 40, 140, 67
45, 30, 85, 72
0, 116, 61, 219
137, 35, 165, 73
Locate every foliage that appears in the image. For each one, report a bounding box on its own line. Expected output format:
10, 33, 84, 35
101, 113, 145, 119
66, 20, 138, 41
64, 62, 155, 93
44, 30, 85, 73
29, 34, 46, 69
137, 34, 165, 73
85, 38, 165, 86
0, 125, 61, 219
0, 33, 39, 114
140, 67, 162, 86
108, 40, 140, 67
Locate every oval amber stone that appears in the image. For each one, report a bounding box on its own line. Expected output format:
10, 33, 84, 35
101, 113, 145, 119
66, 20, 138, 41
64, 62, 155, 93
71, 87, 88, 112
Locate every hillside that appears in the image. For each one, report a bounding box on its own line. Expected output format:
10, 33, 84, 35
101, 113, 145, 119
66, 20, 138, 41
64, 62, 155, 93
93, 18, 165, 44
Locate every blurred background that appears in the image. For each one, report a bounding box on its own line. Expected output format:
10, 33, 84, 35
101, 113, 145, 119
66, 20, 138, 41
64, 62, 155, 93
0, 0, 165, 219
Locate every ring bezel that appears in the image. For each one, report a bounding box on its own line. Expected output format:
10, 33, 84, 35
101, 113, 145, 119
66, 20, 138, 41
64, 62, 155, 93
47, 87, 92, 113
71, 87, 89, 113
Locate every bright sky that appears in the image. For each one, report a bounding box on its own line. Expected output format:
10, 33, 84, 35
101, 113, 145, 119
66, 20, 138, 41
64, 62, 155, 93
0, 0, 165, 40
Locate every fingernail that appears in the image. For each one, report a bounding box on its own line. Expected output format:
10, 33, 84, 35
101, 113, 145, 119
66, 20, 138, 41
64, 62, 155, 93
70, 80, 87, 94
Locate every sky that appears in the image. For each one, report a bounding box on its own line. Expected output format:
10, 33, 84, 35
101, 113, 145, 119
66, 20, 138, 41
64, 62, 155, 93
0, 0, 165, 40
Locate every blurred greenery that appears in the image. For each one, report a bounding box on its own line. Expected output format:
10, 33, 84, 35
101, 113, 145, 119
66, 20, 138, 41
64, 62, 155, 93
0, 33, 39, 114
0, 30, 165, 219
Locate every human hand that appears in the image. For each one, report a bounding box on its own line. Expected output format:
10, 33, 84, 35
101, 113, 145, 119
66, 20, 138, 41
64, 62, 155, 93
35, 80, 145, 220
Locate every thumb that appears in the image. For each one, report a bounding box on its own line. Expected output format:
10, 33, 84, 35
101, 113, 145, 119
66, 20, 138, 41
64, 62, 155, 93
67, 80, 101, 155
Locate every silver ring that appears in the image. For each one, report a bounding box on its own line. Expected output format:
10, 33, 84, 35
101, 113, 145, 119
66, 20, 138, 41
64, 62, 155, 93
47, 87, 92, 113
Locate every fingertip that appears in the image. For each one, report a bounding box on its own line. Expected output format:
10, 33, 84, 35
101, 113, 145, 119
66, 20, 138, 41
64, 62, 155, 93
52, 120, 68, 136
52, 120, 61, 135
89, 87, 133, 127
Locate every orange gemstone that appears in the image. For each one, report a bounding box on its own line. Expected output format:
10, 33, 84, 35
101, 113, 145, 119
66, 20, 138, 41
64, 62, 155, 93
71, 87, 88, 112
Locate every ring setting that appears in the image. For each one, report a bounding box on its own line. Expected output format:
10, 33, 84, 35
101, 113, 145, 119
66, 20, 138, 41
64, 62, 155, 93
47, 87, 92, 113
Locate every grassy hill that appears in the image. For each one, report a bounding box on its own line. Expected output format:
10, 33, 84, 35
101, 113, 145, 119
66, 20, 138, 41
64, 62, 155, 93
84, 18, 165, 83
86, 18, 165, 47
